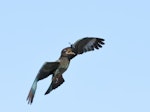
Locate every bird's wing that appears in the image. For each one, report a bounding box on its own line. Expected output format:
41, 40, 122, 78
36, 62, 60, 81
71, 37, 105, 56
27, 62, 59, 104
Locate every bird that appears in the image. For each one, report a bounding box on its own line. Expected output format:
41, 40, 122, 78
26, 37, 105, 104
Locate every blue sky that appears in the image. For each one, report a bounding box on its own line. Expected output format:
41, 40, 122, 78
0, 0, 150, 112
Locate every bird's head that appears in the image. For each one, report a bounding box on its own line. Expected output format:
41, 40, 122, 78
60, 47, 76, 59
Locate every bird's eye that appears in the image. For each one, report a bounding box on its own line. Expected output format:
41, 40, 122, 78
63, 49, 67, 52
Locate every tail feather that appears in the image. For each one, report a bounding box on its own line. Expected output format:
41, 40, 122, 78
45, 75, 64, 95
26, 80, 37, 104
44, 84, 53, 95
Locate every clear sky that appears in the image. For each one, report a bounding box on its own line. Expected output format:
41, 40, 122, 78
0, 0, 150, 112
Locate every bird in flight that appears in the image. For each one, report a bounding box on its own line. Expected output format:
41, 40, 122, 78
27, 37, 105, 104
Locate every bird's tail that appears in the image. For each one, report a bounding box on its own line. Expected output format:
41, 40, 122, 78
45, 75, 64, 95
26, 79, 37, 104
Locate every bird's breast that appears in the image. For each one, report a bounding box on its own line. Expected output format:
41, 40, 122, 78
55, 57, 70, 74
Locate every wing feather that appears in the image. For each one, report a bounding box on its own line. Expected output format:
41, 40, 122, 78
36, 62, 60, 81
71, 37, 105, 56
26, 62, 59, 104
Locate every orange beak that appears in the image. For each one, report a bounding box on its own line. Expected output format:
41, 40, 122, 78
66, 50, 75, 55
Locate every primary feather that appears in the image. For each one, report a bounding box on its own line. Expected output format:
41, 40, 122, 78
70, 37, 105, 59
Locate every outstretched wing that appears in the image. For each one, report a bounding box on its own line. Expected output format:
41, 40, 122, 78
36, 62, 60, 81
27, 62, 59, 104
70, 37, 105, 58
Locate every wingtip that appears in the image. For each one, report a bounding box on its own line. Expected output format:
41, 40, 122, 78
26, 89, 35, 104
97, 38, 105, 45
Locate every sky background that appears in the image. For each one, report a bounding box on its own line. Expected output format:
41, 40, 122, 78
0, 0, 150, 112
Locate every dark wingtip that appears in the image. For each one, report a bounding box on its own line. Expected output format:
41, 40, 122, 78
97, 38, 105, 45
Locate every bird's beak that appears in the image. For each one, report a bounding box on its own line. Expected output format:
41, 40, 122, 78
66, 51, 76, 55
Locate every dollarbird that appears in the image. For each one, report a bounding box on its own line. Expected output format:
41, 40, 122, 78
27, 37, 105, 104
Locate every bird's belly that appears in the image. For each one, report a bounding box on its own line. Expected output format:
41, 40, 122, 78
54, 61, 69, 74
58, 68, 67, 73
